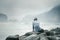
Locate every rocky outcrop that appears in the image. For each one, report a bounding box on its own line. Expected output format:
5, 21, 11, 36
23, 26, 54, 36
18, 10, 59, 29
19, 28, 60, 40
19, 32, 49, 40
6, 28, 60, 40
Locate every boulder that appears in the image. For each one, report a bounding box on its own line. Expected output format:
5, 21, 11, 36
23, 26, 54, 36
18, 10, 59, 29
47, 36, 56, 40
6, 35, 19, 40
24, 32, 34, 36
19, 36, 26, 40
24, 34, 38, 40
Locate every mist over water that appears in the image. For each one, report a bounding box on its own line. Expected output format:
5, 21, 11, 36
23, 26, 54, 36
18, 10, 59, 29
0, 22, 32, 40
0, 22, 60, 40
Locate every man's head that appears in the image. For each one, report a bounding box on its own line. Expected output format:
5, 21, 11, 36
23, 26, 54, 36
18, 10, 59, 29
34, 18, 37, 21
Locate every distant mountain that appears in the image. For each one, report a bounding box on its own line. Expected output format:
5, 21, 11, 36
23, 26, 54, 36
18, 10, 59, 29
38, 5, 60, 23
21, 5, 60, 24
0, 13, 8, 22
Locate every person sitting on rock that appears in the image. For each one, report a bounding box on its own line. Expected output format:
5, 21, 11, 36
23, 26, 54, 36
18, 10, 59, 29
33, 18, 41, 32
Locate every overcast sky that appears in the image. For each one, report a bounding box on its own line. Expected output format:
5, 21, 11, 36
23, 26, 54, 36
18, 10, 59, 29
0, 0, 60, 21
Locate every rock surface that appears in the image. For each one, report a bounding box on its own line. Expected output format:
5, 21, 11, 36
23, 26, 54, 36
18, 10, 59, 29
6, 28, 60, 40
6, 35, 19, 40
